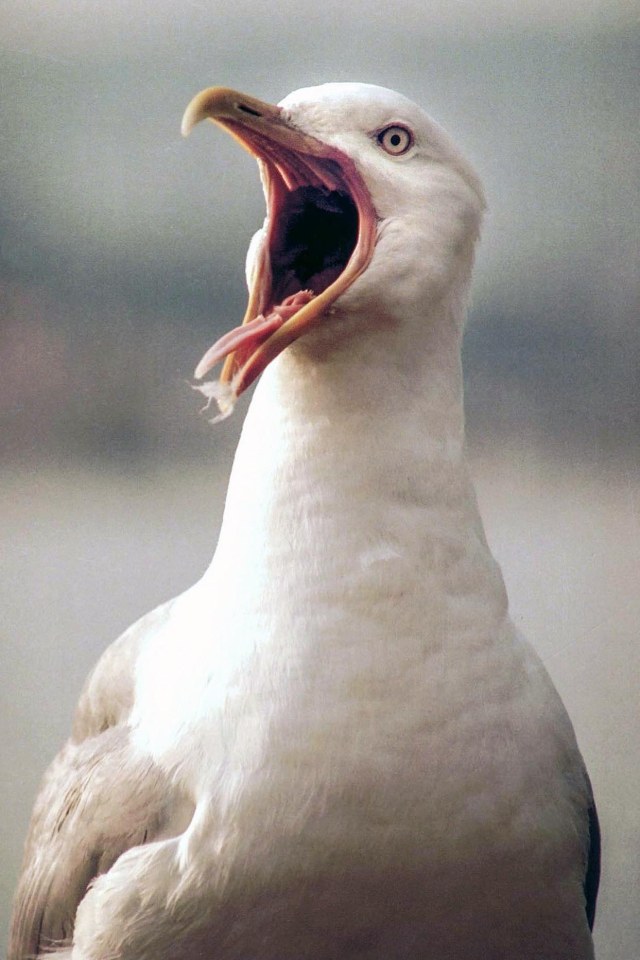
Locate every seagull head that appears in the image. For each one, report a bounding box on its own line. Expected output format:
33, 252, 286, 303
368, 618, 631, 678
182, 82, 485, 418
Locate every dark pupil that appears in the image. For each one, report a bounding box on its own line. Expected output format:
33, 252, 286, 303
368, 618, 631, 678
390, 133, 401, 146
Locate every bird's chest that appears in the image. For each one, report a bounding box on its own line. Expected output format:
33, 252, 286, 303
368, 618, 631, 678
175, 628, 586, 960
175, 570, 513, 859
136, 497, 511, 823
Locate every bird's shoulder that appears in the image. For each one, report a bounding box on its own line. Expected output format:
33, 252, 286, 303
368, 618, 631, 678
513, 630, 600, 928
9, 599, 184, 959
71, 597, 176, 741
9, 726, 181, 958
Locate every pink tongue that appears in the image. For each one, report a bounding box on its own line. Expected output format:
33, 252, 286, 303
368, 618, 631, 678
194, 290, 314, 380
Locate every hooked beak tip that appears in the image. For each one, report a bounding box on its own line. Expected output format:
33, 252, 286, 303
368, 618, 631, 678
181, 107, 198, 138
181, 88, 218, 137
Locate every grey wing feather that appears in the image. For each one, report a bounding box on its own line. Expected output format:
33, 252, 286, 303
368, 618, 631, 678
9, 600, 187, 960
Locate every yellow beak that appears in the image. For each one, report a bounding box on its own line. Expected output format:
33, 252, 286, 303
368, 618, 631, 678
182, 86, 378, 414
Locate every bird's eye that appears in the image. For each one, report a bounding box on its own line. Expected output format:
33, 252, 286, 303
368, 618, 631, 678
377, 125, 413, 156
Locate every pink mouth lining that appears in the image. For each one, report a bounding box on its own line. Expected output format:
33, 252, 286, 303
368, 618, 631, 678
194, 290, 315, 381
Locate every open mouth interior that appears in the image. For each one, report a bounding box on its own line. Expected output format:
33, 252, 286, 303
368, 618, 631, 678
267, 184, 359, 311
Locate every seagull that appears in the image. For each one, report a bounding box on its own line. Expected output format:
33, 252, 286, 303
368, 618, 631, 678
9, 82, 599, 960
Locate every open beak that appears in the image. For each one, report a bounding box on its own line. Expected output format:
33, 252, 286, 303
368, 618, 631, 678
181, 86, 378, 418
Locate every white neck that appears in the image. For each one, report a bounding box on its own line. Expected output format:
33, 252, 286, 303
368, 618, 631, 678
203, 287, 507, 655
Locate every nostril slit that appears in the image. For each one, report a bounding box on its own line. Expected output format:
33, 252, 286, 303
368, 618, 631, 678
237, 103, 262, 118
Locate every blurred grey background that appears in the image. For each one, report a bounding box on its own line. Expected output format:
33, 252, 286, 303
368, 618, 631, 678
1, 1, 638, 956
